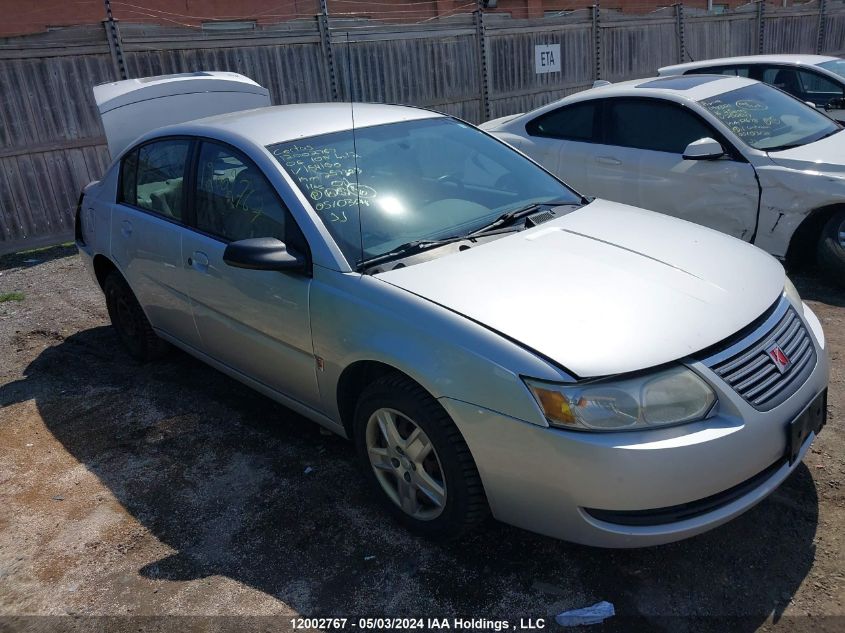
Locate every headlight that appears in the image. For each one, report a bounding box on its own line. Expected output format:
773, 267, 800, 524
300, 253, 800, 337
524, 366, 716, 432
784, 277, 804, 316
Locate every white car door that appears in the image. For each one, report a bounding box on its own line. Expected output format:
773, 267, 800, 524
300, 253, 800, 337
516, 100, 600, 194
600, 98, 759, 241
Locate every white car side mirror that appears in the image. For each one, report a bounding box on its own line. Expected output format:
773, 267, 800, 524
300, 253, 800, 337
682, 137, 725, 160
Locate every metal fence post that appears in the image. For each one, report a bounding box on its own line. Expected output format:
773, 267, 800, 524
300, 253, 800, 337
318, 0, 340, 101
756, 0, 766, 54
103, 0, 127, 80
592, 4, 602, 81
474, 1, 491, 121
816, 0, 828, 54
675, 3, 686, 63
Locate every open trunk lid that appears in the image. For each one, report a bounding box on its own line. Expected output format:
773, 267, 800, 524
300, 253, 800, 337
93, 71, 271, 157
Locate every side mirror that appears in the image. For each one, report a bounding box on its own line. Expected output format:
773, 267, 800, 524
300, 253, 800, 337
682, 137, 725, 160
223, 237, 306, 272
825, 97, 845, 111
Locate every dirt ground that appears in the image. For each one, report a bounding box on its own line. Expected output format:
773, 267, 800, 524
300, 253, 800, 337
0, 245, 843, 633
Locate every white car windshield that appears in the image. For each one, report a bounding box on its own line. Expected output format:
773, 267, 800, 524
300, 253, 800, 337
698, 83, 841, 151
817, 59, 845, 81
268, 117, 579, 266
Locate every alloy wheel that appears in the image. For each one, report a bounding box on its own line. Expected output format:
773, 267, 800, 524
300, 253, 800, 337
365, 407, 447, 520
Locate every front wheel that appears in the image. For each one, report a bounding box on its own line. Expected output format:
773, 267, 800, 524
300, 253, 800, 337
818, 209, 845, 286
353, 374, 488, 540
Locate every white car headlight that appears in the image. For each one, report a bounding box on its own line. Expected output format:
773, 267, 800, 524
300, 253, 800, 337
524, 366, 716, 432
784, 277, 804, 316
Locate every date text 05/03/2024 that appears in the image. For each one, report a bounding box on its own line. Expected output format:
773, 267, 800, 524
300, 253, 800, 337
289, 617, 548, 630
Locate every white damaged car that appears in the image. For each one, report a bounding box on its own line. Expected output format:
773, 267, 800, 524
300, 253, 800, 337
76, 73, 829, 547
482, 75, 845, 283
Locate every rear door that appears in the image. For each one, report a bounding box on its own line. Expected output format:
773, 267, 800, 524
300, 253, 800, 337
599, 97, 759, 240
110, 137, 202, 348
180, 139, 320, 408
520, 100, 601, 193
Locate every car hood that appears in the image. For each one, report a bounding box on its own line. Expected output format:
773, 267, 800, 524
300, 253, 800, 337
767, 130, 845, 174
377, 200, 784, 378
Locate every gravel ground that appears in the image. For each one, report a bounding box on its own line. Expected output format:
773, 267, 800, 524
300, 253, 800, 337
0, 245, 842, 633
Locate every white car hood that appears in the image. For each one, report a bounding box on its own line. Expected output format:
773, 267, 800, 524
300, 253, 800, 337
768, 130, 845, 174
377, 200, 784, 378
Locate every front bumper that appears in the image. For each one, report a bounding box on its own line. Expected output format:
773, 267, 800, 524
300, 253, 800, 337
440, 303, 830, 548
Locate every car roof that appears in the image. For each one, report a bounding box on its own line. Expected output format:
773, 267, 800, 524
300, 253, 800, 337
659, 54, 839, 75
492, 75, 759, 129
152, 102, 443, 147
569, 74, 758, 103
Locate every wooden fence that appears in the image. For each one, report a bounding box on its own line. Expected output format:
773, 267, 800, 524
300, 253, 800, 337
1, 0, 844, 254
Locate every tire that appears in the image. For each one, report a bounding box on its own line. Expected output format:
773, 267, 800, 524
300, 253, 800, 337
103, 270, 169, 361
353, 373, 488, 540
817, 209, 845, 286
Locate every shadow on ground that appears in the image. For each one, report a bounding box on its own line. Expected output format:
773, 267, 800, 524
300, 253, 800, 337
0, 326, 822, 631
788, 267, 845, 308
0, 243, 77, 271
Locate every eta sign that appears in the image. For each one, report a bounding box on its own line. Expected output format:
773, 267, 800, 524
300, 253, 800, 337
535, 44, 561, 74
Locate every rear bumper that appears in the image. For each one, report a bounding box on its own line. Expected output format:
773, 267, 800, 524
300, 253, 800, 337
441, 304, 829, 548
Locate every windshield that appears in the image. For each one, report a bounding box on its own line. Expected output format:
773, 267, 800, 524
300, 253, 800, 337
268, 117, 579, 266
817, 59, 845, 81
698, 83, 840, 151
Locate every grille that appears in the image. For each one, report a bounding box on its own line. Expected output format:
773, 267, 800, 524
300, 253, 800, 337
707, 304, 816, 411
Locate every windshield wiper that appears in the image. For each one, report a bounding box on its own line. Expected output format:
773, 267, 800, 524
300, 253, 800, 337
468, 200, 580, 237
358, 235, 470, 270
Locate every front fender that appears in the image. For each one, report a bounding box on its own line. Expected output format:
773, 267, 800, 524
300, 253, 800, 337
755, 166, 845, 258
309, 268, 567, 428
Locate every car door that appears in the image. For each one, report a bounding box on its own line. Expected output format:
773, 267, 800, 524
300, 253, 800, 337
755, 64, 845, 121
520, 100, 601, 194
598, 98, 759, 241
110, 137, 202, 348
796, 68, 845, 121
180, 139, 320, 409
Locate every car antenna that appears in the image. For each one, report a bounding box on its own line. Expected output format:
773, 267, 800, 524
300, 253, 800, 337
345, 30, 365, 267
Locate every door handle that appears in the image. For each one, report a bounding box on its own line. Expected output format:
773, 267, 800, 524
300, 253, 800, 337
120, 220, 133, 237
595, 156, 622, 166
188, 251, 210, 272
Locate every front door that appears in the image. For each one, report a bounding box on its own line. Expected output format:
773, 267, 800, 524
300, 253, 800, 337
180, 139, 319, 409
600, 98, 759, 241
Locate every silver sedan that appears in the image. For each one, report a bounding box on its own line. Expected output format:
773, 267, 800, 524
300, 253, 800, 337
76, 101, 829, 547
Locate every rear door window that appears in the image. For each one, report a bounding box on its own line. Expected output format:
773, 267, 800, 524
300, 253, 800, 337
119, 138, 191, 221
526, 101, 600, 141
605, 99, 716, 154
761, 66, 803, 99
